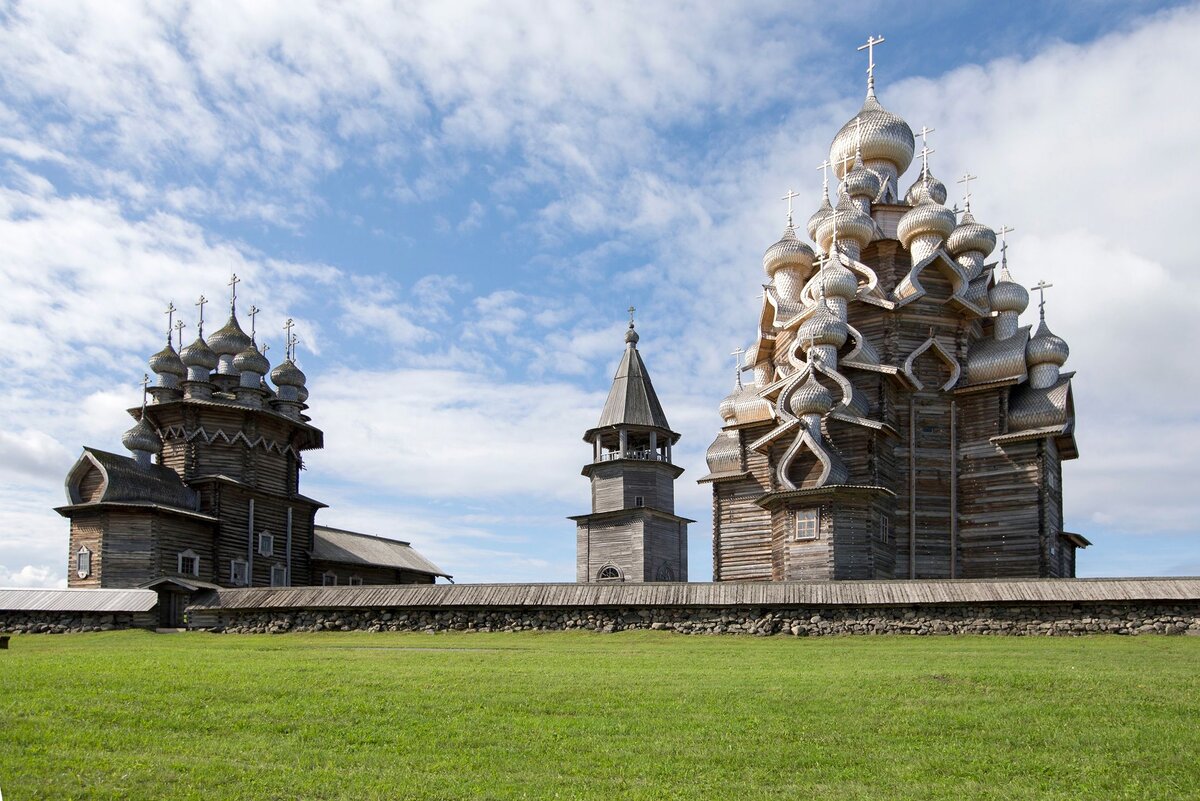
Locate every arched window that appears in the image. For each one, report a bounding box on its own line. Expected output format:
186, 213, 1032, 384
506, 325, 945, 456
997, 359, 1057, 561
76, 546, 92, 579
597, 565, 622, 581
654, 563, 675, 582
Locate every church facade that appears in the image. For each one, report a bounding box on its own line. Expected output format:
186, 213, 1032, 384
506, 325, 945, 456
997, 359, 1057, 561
700, 41, 1087, 582
58, 281, 447, 624
571, 317, 691, 582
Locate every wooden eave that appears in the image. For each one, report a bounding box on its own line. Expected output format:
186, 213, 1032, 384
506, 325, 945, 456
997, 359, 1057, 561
754, 484, 896, 511
696, 469, 752, 485
1061, 531, 1092, 549
187, 474, 329, 509
953, 376, 1024, 395
135, 398, 325, 451
568, 507, 695, 525
54, 501, 220, 524
580, 459, 685, 479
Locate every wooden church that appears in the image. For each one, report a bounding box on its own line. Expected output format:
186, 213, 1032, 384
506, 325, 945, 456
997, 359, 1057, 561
57, 280, 448, 623
700, 38, 1088, 582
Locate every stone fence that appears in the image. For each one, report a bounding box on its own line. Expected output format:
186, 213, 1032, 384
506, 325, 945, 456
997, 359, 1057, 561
0, 610, 157, 634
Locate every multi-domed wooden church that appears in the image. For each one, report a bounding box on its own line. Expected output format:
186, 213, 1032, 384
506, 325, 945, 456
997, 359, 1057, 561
699, 38, 1087, 582
57, 280, 448, 623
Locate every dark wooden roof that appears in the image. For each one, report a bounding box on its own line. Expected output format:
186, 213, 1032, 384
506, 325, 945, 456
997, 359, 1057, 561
188, 577, 1200, 611
589, 343, 674, 437
312, 526, 449, 578
63, 448, 198, 511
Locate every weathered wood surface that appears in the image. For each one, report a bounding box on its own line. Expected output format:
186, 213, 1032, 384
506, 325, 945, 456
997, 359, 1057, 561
190, 577, 1200, 611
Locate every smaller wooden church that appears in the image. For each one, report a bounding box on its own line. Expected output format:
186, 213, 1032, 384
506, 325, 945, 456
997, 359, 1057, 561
57, 280, 448, 625
570, 316, 691, 582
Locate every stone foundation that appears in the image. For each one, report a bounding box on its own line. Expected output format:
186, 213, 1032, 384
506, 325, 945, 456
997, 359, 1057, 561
202, 602, 1200, 637
0, 611, 156, 634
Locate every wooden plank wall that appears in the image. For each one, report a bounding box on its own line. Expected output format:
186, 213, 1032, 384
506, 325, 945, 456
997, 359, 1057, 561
67, 517, 104, 588
100, 511, 155, 588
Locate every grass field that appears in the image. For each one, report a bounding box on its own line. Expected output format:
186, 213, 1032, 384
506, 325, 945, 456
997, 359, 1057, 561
1, 631, 1197, 800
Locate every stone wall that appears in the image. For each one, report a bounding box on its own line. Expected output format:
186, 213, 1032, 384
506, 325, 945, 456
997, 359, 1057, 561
0, 611, 156, 634
199, 602, 1200, 636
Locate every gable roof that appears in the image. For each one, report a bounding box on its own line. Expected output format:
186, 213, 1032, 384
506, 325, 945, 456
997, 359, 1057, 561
591, 343, 674, 436
311, 526, 450, 579
63, 448, 198, 512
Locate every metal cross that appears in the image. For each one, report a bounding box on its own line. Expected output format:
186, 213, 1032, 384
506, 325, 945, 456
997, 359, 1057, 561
195, 295, 207, 337
228, 272, 240, 312
627, 305, 636, 325
261, 341, 270, 357
289, 333, 299, 362
957, 173, 977, 212
731, 347, 745, 388
1031, 280, 1053, 321
918, 145, 935, 176
164, 302, 176, 343
139, 373, 150, 409
817, 159, 831, 193
248, 305, 260, 341
857, 35, 885, 91
283, 318, 295, 360
918, 125, 935, 148
781, 189, 800, 224
996, 225, 1015, 270
174, 319, 186, 349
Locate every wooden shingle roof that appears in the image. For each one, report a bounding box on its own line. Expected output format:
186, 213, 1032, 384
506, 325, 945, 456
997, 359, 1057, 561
591, 342, 674, 436
311, 526, 450, 578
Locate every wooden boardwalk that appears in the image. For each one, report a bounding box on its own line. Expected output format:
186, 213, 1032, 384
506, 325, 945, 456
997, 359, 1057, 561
189, 577, 1200, 612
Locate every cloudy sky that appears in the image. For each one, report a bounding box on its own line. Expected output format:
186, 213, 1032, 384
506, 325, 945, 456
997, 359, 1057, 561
1, 0, 1197, 587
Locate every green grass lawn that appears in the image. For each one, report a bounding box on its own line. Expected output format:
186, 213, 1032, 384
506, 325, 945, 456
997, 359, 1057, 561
1, 631, 1197, 800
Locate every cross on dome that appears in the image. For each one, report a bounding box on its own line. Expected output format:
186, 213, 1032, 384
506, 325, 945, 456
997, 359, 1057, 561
139, 373, 150, 410
248, 305, 260, 342
628, 305, 636, 325
174, 319, 186, 349
164, 302, 176, 344
817, 158, 832, 198
283, 318, 295, 360
857, 35, 885, 94
957, 173, 977, 212
195, 295, 208, 337
996, 225, 1015, 273
781, 189, 800, 225
731, 346, 746, 389
228, 273, 240, 312
1031, 280, 1054, 321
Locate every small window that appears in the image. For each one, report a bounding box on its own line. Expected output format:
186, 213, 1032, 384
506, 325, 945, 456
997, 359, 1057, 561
230, 560, 248, 586
270, 564, 288, 587
322, 571, 337, 587
794, 509, 819, 541
877, 514, 890, 543
597, 565, 622, 581
178, 549, 199, 576
76, 546, 92, 579
348, 575, 363, 587
634, 496, 644, 507
258, 531, 274, 557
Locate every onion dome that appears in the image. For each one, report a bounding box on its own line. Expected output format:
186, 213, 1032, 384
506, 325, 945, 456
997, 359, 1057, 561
122, 416, 161, 455
896, 196, 956, 249
719, 390, 739, 422
763, 225, 816, 277
819, 258, 859, 301
796, 303, 849, 349
818, 191, 875, 250
989, 271, 1029, 313
789, 373, 833, 417
180, 336, 218, 370
904, 170, 948, 206
830, 93, 915, 179
806, 195, 833, 242
947, 211, 997, 258
271, 359, 307, 388
624, 322, 640, 346
842, 155, 881, 200
207, 313, 253, 357
297, 384, 310, 404
233, 342, 270, 376
1026, 320, 1069, 367
149, 343, 185, 377
705, 431, 741, 475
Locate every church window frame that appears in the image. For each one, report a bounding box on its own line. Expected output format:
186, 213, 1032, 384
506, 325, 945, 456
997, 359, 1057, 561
270, 563, 288, 587
321, 571, 337, 587
793, 509, 820, 541
258, 530, 274, 557
597, 565, 622, 582
876, 514, 891, 543
230, 559, 248, 586
634, 496, 645, 507
76, 545, 92, 579
347, 575, 364, 587
177, 549, 200, 577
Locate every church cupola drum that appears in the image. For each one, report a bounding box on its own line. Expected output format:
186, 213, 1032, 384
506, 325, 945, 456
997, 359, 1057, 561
571, 311, 692, 583
701, 36, 1087, 583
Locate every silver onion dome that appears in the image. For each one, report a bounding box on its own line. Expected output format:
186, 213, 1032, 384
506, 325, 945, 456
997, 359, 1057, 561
820, 258, 859, 301
271, 359, 307, 388
842, 156, 881, 200
180, 336, 219, 370
763, 225, 816, 277
624, 322, 639, 346
947, 211, 997, 258
830, 93, 915, 179
789, 373, 833, 417
817, 191, 875, 251
149, 343, 185, 377
896, 197, 956, 249
705, 431, 741, 474
1026, 320, 1069, 367
989, 273, 1029, 313
904, 170, 948, 206
122, 416, 161, 455
718, 390, 738, 422
806, 195, 833, 242
207, 314, 253, 357
233, 342, 270, 376
796, 303, 849, 349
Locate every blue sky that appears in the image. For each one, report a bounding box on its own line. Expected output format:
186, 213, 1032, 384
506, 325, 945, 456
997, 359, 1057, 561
1, 0, 1198, 586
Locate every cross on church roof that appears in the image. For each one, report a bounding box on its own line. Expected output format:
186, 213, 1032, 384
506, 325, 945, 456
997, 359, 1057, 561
228, 273, 240, 312
174, 319, 186, 349
781, 189, 800, 225
1031, 280, 1054, 321
283, 318, 295, 360
628, 305, 636, 325
139, 373, 150, 410
248, 305, 260, 342
164, 302, 176, 344
957, 173, 977, 212
857, 35, 885, 93
195, 295, 208, 337
731, 347, 745, 389
996, 225, 1015, 273
817, 159, 832, 197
